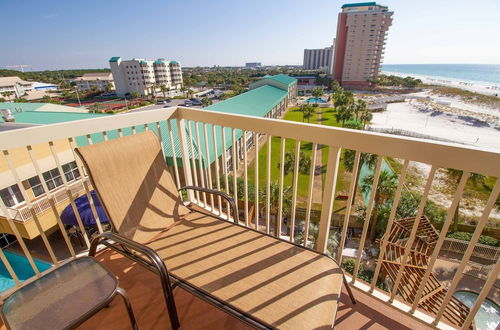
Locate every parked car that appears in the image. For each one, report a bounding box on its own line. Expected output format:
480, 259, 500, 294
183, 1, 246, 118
184, 100, 192, 106
190, 99, 202, 106
156, 100, 167, 105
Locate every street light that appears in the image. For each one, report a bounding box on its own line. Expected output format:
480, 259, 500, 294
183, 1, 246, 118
74, 87, 82, 107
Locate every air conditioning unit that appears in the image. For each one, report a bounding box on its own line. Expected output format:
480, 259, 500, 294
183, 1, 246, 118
1, 109, 15, 122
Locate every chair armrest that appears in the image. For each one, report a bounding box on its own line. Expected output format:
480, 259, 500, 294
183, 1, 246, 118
178, 186, 239, 223
89, 232, 181, 328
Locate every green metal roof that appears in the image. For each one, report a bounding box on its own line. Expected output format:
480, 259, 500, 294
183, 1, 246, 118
341, 2, 385, 8
154, 59, 165, 65
169, 61, 179, 65
206, 85, 287, 117
267, 74, 296, 87
0, 111, 107, 125
0, 102, 45, 112
109, 57, 121, 62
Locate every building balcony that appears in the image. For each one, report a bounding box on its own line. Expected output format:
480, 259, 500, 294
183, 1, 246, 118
0, 107, 498, 329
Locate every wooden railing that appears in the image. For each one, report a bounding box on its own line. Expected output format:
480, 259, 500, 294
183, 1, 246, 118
0, 106, 499, 329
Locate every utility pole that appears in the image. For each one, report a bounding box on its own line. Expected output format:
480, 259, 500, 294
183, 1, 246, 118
75, 87, 82, 107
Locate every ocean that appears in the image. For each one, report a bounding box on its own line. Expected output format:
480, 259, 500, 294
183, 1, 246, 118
381, 64, 500, 86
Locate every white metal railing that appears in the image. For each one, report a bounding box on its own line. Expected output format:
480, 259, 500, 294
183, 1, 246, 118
442, 237, 500, 262
0, 106, 498, 330
8, 181, 85, 222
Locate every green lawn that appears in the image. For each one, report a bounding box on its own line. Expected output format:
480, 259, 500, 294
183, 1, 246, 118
246, 106, 351, 210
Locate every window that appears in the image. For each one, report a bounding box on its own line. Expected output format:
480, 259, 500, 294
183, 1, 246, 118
62, 161, 80, 182
28, 176, 45, 197
0, 184, 24, 207
43, 168, 63, 191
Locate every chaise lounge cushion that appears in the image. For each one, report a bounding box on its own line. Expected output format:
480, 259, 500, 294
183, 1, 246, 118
147, 211, 343, 329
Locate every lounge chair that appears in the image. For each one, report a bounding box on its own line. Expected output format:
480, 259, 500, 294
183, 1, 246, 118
77, 131, 355, 329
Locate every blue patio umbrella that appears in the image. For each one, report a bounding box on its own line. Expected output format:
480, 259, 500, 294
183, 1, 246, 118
61, 190, 109, 227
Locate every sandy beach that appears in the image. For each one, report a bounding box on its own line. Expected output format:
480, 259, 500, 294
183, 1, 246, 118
382, 70, 500, 97
369, 91, 500, 151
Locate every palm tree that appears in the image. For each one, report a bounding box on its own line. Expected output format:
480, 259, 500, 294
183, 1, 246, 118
343, 150, 378, 206
299, 104, 315, 123
361, 169, 398, 242
311, 87, 324, 105
359, 110, 373, 129
354, 99, 367, 121
2, 91, 14, 100
89, 102, 100, 113
446, 169, 484, 231
160, 84, 169, 98
150, 82, 158, 97
335, 105, 354, 126
201, 97, 212, 107
331, 81, 343, 95
259, 181, 292, 236
104, 83, 113, 93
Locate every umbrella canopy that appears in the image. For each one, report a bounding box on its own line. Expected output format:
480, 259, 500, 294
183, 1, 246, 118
61, 191, 109, 227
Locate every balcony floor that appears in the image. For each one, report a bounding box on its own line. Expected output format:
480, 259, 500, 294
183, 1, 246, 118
67, 250, 430, 330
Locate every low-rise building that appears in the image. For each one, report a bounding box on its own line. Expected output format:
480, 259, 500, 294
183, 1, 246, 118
0, 77, 33, 99
109, 57, 183, 97
245, 62, 262, 68
74, 72, 114, 91
249, 74, 297, 104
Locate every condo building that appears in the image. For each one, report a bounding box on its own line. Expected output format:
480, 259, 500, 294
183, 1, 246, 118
332, 2, 393, 87
303, 40, 335, 74
74, 72, 114, 91
109, 57, 183, 97
0, 77, 33, 99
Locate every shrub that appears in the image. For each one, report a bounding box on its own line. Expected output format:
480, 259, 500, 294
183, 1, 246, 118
447, 231, 499, 247
341, 259, 388, 292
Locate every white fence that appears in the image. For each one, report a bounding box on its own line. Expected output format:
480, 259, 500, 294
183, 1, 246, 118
441, 237, 500, 262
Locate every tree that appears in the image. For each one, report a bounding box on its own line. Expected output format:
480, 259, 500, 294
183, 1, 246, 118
359, 110, 373, 129
150, 82, 158, 97
1, 91, 14, 100
279, 151, 312, 176
361, 169, 398, 242
201, 97, 212, 107
89, 102, 100, 113
343, 120, 363, 130
446, 169, 484, 231
104, 83, 113, 93
130, 91, 140, 99
160, 84, 169, 98
331, 81, 342, 95
343, 150, 378, 206
299, 104, 315, 123
259, 181, 292, 236
354, 99, 367, 121
335, 105, 354, 126
90, 85, 99, 93
311, 87, 324, 105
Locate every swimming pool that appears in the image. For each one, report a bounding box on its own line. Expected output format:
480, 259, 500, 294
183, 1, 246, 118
0, 250, 52, 292
358, 159, 394, 205
453, 290, 500, 330
306, 97, 326, 104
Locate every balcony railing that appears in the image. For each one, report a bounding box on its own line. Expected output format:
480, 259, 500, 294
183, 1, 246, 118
7, 181, 85, 222
0, 106, 498, 329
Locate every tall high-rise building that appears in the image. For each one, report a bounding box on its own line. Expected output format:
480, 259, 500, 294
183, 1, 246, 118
332, 2, 393, 87
109, 57, 183, 97
303, 40, 335, 74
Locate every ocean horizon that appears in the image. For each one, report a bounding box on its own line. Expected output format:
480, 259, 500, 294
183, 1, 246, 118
381, 64, 500, 86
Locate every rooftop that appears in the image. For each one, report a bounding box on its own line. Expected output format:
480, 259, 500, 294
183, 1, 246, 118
266, 73, 297, 87
74, 72, 113, 81
0, 76, 32, 88
341, 2, 388, 9
109, 57, 120, 62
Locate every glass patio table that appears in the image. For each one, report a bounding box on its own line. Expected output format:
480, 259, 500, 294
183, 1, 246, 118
1, 256, 137, 330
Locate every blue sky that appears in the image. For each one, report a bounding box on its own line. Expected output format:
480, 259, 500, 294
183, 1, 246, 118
1, 0, 499, 70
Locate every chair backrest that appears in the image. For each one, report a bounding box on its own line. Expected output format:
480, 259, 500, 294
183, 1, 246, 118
76, 131, 189, 244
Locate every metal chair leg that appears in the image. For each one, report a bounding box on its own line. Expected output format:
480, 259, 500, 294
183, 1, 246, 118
343, 276, 356, 304
116, 287, 138, 330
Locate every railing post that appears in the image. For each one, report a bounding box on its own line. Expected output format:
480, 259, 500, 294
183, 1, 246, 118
177, 118, 194, 201
316, 146, 341, 254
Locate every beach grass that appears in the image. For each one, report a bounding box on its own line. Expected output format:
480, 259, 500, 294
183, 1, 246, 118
428, 85, 500, 107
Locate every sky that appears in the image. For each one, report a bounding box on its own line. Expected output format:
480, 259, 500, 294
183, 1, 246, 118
1, 0, 499, 70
